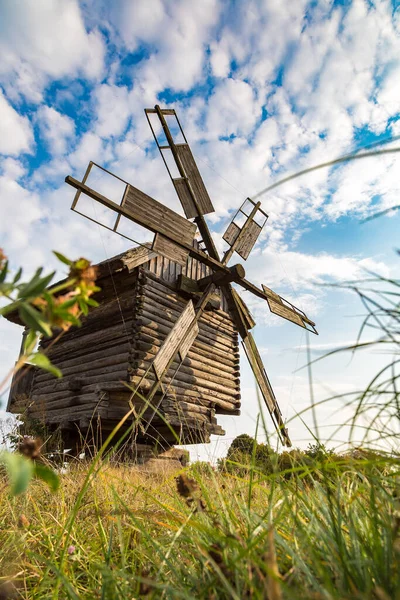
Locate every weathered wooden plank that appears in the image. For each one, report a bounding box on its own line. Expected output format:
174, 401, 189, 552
178, 320, 199, 361
174, 144, 215, 218
223, 221, 240, 246
122, 245, 158, 271
242, 333, 291, 446
152, 300, 196, 378
262, 285, 306, 328
242, 334, 275, 413
268, 299, 304, 327
235, 220, 262, 260
231, 288, 256, 330
152, 233, 189, 267
122, 184, 196, 246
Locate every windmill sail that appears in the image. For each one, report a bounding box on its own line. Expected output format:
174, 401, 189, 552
262, 285, 317, 334
242, 332, 291, 447
223, 198, 268, 260
145, 106, 215, 219
67, 162, 196, 266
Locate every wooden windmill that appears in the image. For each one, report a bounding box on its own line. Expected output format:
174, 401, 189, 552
6, 106, 317, 458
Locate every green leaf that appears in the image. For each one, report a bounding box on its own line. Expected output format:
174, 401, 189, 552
18, 270, 55, 300
53, 251, 72, 266
12, 267, 22, 284
86, 298, 99, 307
29, 352, 62, 378
34, 463, 60, 491
78, 297, 89, 315
19, 304, 52, 337
58, 297, 77, 309
23, 329, 38, 354
0, 450, 34, 495
0, 300, 19, 317
0, 260, 9, 284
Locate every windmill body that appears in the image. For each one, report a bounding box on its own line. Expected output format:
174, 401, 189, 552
5, 106, 318, 457
6, 243, 240, 454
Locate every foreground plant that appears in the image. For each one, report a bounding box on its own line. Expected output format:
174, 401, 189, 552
0, 249, 99, 496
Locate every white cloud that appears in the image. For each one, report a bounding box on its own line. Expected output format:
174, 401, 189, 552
36, 106, 75, 155
111, 0, 221, 94
206, 79, 262, 138
0, 175, 43, 257
0, 157, 26, 180
106, 0, 166, 50
0, 90, 34, 156
92, 84, 131, 138
0, 0, 104, 102
68, 132, 113, 173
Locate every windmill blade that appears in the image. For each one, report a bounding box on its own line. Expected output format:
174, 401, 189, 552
66, 162, 196, 267
152, 300, 199, 380
230, 288, 256, 330
222, 198, 268, 262
139, 284, 217, 433
145, 106, 215, 219
262, 285, 318, 334
218, 284, 291, 446
242, 332, 291, 447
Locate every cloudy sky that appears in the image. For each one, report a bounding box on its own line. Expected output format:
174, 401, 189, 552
0, 0, 399, 459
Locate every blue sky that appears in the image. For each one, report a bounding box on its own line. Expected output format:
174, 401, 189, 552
0, 0, 399, 459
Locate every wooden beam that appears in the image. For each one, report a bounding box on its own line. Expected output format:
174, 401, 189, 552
197, 264, 245, 290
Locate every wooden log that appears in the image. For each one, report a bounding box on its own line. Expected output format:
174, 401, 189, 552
40, 404, 106, 423
133, 345, 239, 376
40, 343, 130, 372
164, 410, 209, 424
135, 332, 240, 368
161, 399, 213, 416
130, 377, 239, 410
29, 393, 108, 412
44, 321, 133, 359
131, 368, 240, 402
143, 287, 236, 334
142, 297, 235, 338
130, 356, 239, 388
32, 370, 129, 396
139, 305, 234, 345
35, 361, 130, 387
142, 268, 227, 313
137, 317, 238, 354
34, 352, 130, 383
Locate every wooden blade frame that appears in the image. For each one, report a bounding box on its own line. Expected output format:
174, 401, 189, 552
138, 283, 217, 435
67, 161, 196, 267
145, 106, 215, 219
242, 332, 291, 447
223, 198, 268, 261
262, 285, 318, 334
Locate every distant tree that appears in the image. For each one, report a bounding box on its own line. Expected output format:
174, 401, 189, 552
218, 434, 277, 475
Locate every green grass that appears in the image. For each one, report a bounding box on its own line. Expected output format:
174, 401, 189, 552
0, 456, 399, 599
